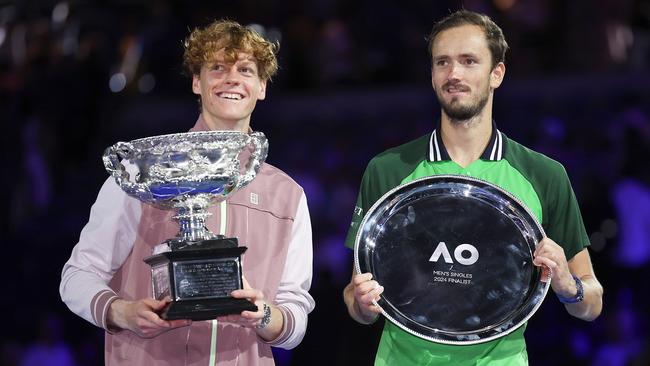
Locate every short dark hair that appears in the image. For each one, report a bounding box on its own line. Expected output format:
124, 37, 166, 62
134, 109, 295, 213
427, 10, 508, 68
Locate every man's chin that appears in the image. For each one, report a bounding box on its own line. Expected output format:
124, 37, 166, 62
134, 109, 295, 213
442, 105, 478, 121
441, 94, 489, 121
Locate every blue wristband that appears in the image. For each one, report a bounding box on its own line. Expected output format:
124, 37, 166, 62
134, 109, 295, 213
556, 275, 584, 304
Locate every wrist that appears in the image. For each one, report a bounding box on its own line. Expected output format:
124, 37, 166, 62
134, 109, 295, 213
107, 298, 128, 332
255, 303, 272, 329
354, 299, 379, 324
556, 274, 584, 304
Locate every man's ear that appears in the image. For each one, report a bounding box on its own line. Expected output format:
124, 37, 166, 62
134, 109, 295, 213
258, 79, 267, 101
490, 62, 505, 89
192, 74, 201, 95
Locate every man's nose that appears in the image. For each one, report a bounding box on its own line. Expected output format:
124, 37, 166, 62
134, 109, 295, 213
224, 66, 241, 84
447, 62, 462, 81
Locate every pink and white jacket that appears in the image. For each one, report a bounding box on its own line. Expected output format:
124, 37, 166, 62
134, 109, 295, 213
60, 117, 315, 365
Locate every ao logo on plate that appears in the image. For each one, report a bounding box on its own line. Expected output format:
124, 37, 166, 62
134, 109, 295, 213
429, 242, 479, 266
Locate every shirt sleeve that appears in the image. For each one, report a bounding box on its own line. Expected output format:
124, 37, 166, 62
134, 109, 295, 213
59, 176, 141, 330
543, 164, 590, 260
344, 161, 375, 250
266, 192, 315, 349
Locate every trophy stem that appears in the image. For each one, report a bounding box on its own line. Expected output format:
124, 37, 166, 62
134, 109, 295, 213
173, 207, 216, 243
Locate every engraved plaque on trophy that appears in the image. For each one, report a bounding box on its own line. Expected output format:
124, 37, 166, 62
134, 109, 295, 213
103, 131, 268, 320
355, 175, 550, 344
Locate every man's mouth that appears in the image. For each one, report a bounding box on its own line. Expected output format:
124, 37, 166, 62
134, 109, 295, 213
217, 92, 244, 100
445, 85, 469, 94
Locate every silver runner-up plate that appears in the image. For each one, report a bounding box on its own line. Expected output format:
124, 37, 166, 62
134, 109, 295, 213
354, 175, 550, 345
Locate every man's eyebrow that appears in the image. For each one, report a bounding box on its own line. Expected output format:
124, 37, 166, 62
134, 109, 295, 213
459, 52, 480, 58
236, 58, 258, 65
432, 53, 482, 62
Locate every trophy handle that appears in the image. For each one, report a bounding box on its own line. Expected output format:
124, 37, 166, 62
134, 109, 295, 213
237, 132, 268, 190
102, 142, 147, 196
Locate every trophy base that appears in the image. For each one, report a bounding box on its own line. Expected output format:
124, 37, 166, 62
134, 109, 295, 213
161, 298, 258, 321
144, 237, 255, 321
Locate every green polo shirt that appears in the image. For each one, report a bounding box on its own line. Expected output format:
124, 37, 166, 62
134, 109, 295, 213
345, 123, 589, 365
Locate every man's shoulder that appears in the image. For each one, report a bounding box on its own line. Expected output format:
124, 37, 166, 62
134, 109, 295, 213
258, 163, 302, 189
229, 162, 305, 218
249, 163, 305, 198
367, 133, 430, 171
504, 135, 566, 176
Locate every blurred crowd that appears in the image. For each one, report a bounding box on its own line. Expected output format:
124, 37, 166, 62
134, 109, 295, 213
1, 0, 650, 365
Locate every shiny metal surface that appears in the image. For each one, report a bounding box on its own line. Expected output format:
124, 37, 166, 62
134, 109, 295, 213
355, 175, 550, 345
103, 131, 267, 244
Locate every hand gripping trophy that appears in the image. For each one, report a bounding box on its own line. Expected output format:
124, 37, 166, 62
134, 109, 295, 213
103, 130, 267, 320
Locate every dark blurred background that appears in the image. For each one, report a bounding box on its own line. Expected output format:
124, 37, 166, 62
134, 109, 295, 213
2, 0, 650, 365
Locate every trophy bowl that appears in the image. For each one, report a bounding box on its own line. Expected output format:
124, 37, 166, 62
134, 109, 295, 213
355, 175, 550, 345
103, 130, 268, 320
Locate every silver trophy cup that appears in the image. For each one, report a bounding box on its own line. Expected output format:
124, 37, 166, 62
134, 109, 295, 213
103, 130, 268, 320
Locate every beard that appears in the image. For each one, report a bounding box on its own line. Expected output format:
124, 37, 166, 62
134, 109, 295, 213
437, 84, 490, 122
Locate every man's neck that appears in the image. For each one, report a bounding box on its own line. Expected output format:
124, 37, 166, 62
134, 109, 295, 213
201, 113, 251, 133
440, 112, 493, 168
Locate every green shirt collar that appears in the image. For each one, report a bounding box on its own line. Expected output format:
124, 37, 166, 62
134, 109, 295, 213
428, 120, 506, 162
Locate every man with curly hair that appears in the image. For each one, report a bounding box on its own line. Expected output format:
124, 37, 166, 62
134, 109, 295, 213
61, 20, 315, 365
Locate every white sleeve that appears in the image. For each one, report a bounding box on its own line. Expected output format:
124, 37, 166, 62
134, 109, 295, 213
267, 192, 315, 349
59, 177, 141, 328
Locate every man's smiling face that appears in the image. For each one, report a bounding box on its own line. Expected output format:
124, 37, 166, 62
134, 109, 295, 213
192, 48, 267, 127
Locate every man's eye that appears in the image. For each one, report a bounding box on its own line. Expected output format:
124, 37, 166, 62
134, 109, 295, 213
435, 60, 447, 66
465, 59, 476, 65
